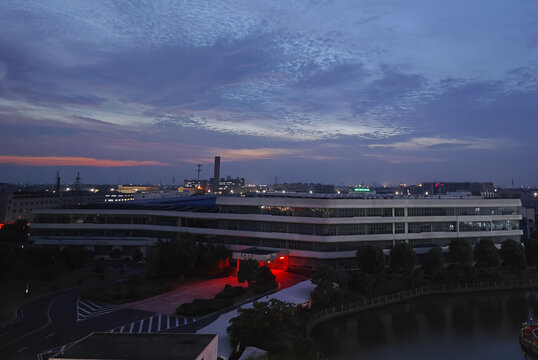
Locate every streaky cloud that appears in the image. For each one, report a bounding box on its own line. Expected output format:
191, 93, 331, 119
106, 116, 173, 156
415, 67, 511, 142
0, 155, 170, 167
368, 137, 517, 151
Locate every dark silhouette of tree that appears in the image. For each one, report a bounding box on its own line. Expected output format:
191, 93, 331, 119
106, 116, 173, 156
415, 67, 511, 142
227, 299, 315, 359
356, 245, 385, 275
524, 237, 538, 267
500, 239, 527, 271
449, 238, 473, 267
311, 265, 341, 306
423, 246, 444, 276
474, 239, 501, 269
62, 246, 91, 272
390, 242, 417, 274
110, 248, 122, 260
237, 259, 260, 284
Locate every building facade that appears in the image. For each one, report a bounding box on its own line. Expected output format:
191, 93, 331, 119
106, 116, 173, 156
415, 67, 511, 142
30, 194, 522, 269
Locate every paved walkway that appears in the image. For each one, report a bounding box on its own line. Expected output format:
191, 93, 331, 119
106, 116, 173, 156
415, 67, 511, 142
126, 271, 308, 314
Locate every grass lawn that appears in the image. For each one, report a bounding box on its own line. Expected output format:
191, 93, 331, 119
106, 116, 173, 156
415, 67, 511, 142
81, 277, 178, 304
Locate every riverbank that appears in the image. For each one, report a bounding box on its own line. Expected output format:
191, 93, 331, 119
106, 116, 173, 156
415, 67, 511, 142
307, 278, 538, 335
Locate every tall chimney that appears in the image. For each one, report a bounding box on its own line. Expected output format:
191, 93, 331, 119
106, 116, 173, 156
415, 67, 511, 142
213, 156, 221, 192
56, 170, 61, 196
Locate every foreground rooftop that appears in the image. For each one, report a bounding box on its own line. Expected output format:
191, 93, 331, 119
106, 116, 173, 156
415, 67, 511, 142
50, 332, 217, 360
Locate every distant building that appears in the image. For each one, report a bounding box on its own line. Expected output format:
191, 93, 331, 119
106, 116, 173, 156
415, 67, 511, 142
50, 332, 218, 360
117, 185, 160, 194
0, 190, 102, 223
421, 182, 494, 196
270, 183, 335, 194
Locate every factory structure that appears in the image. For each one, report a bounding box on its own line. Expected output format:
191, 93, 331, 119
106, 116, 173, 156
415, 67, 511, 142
30, 193, 522, 269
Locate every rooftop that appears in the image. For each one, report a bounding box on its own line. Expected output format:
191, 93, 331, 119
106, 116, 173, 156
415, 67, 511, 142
50, 332, 217, 360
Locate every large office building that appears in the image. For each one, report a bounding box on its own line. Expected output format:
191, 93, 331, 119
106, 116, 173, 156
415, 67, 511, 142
30, 194, 522, 269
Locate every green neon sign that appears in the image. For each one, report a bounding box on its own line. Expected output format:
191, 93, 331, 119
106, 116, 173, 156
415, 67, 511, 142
354, 187, 370, 192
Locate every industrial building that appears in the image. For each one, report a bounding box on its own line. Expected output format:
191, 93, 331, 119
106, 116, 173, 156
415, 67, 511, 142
30, 193, 522, 269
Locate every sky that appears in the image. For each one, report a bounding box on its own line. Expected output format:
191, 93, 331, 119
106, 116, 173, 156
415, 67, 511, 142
0, 0, 537, 186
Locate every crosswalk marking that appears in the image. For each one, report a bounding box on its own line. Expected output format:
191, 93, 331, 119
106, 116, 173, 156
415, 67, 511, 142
108, 314, 195, 334
77, 298, 123, 321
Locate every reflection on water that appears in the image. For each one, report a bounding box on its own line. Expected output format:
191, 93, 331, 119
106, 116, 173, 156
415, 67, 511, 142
312, 290, 538, 360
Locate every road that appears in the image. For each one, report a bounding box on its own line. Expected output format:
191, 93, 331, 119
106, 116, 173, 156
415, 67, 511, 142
0, 289, 154, 360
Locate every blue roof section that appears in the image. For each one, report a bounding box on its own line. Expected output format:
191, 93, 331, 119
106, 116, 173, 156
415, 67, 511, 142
82, 195, 218, 212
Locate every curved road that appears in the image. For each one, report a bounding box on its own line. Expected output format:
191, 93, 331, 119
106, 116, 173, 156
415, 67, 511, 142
0, 289, 153, 360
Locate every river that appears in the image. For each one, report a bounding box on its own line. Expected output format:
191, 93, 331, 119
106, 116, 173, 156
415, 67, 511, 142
312, 289, 538, 359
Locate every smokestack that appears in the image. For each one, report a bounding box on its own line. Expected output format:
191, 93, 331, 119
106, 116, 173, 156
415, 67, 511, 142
213, 156, 221, 192
56, 170, 61, 196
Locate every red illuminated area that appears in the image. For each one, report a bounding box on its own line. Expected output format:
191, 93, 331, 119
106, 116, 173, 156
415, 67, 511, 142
0, 223, 4, 230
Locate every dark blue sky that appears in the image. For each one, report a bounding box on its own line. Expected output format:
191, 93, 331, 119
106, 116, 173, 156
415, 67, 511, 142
0, 1, 537, 186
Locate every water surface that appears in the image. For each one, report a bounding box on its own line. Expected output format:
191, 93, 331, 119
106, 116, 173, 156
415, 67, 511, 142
312, 290, 538, 359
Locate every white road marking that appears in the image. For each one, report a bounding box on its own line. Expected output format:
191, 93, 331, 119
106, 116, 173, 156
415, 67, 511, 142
77, 298, 122, 321
138, 320, 144, 333
148, 316, 153, 333
175, 317, 179, 327
45, 332, 55, 339
120, 325, 125, 332
129, 323, 134, 333
157, 315, 162, 331
17, 346, 28, 352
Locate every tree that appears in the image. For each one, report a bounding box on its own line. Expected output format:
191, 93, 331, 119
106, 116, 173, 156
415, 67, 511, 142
449, 238, 473, 267
500, 239, 527, 271
237, 259, 260, 284
524, 237, 538, 267
390, 243, 416, 275
0, 241, 21, 279
62, 246, 91, 272
110, 248, 122, 260
423, 246, 444, 276
474, 239, 501, 269
127, 274, 142, 296
356, 245, 385, 275
254, 265, 277, 293
227, 299, 314, 359
147, 239, 199, 278
310, 265, 341, 306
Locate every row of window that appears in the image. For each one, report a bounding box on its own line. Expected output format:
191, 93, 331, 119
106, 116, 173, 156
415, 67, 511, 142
32, 230, 518, 252
219, 206, 519, 217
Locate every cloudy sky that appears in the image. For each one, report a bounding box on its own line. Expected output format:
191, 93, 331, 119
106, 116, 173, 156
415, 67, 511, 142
0, 0, 537, 186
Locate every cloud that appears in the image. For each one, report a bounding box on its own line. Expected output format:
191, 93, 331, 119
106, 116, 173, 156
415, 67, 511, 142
0, 155, 170, 167
368, 137, 516, 151
363, 153, 443, 164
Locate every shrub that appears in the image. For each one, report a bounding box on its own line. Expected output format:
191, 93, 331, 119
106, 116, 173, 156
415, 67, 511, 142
214, 284, 246, 299
175, 298, 234, 317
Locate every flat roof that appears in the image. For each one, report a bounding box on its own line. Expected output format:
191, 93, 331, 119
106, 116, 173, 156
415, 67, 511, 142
50, 332, 217, 360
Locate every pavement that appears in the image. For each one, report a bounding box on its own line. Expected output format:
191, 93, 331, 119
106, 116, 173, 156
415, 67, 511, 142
126, 275, 248, 314
126, 270, 308, 314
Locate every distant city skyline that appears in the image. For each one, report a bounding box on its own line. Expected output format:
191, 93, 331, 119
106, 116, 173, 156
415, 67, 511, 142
0, 1, 537, 186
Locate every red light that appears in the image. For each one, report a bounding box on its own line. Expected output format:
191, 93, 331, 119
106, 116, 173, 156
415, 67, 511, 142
279, 256, 285, 260
0, 223, 4, 230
